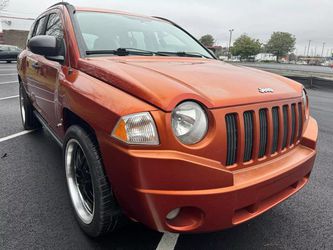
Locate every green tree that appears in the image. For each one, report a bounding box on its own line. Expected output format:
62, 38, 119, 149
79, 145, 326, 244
231, 34, 261, 60
199, 34, 215, 47
266, 32, 296, 62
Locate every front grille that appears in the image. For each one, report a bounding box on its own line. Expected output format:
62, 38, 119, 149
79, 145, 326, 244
225, 102, 304, 166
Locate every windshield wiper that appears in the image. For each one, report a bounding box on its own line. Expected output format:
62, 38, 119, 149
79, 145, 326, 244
86, 48, 169, 56
85, 48, 210, 58
156, 51, 211, 59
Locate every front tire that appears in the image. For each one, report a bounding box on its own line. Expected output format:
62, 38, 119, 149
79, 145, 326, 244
6, 60, 11, 63
64, 125, 125, 237
19, 83, 40, 130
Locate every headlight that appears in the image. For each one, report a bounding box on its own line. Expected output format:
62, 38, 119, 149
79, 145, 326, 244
112, 112, 159, 145
302, 89, 309, 119
171, 101, 208, 145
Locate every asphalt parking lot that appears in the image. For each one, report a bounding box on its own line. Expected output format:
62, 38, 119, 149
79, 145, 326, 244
0, 62, 332, 250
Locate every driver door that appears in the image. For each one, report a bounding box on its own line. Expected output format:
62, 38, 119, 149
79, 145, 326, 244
29, 12, 66, 132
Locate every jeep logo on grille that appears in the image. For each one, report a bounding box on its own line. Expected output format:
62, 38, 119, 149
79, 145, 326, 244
258, 88, 274, 93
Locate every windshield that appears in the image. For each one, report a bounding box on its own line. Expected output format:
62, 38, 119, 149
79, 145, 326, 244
75, 11, 213, 58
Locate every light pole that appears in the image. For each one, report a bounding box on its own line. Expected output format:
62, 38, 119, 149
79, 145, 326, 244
321, 42, 325, 58
228, 29, 234, 59
307, 40, 311, 57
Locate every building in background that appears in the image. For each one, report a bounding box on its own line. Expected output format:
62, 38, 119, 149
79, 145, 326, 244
255, 53, 277, 62
0, 14, 34, 48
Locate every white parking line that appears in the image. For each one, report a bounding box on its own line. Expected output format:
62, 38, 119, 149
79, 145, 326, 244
0, 130, 35, 143
0, 95, 19, 101
0, 81, 18, 85
156, 233, 179, 250
0, 73, 17, 76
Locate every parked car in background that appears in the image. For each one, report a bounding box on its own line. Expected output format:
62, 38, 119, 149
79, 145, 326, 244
17, 2, 318, 237
0, 45, 22, 63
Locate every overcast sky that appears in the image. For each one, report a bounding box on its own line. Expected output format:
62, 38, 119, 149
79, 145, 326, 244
3, 0, 333, 56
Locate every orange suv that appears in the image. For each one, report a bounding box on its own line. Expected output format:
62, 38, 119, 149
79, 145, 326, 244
17, 2, 318, 237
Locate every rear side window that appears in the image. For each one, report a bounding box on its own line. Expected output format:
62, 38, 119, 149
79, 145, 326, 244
46, 13, 64, 40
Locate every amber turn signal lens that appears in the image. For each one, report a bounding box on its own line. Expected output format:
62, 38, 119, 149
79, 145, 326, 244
112, 119, 127, 142
112, 112, 159, 145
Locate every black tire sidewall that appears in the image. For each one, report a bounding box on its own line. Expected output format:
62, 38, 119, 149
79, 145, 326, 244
64, 125, 115, 237
19, 84, 32, 130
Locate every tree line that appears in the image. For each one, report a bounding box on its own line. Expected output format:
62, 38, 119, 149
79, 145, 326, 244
199, 32, 296, 62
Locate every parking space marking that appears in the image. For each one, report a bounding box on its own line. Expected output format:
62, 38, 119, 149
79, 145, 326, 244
0, 130, 34, 143
156, 233, 179, 250
0, 95, 19, 101
0, 73, 17, 76
0, 81, 18, 85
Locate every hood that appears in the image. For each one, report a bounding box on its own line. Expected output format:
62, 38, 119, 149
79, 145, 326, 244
78, 57, 303, 111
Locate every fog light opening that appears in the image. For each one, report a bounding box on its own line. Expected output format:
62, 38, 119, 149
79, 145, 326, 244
165, 206, 204, 232
166, 208, 181, 220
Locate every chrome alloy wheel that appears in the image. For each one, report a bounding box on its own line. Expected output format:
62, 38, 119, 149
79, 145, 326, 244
65, 139, 95, 224
19, 86, 26, 124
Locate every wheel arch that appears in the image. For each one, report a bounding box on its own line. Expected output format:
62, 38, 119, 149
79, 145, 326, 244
62, 108, 97, 143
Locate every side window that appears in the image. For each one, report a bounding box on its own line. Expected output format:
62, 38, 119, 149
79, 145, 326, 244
34, 16, 47, 36
9, 46, 20, 52
0, 46, 8, 51
45, 13, 64, 40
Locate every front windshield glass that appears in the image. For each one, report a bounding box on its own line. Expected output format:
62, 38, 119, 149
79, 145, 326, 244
75, 11, 213, 58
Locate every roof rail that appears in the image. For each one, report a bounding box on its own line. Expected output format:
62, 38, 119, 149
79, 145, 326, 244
152, 16, 176, 25
48, 2, 74, 9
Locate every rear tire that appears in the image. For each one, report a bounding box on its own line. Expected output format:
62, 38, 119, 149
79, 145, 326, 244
64, 125, 126, 237
19, 83, 40, 130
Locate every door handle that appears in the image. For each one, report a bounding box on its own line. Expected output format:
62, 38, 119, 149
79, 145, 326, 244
32, 62, 41, 69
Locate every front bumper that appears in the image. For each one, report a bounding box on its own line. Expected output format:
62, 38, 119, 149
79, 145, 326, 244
99, 117, 318, 233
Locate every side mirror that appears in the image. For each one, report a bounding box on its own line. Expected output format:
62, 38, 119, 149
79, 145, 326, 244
28, 35, 64, 63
